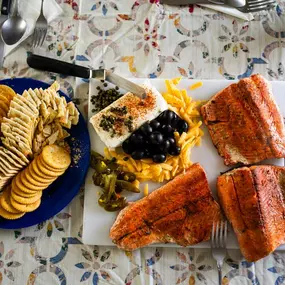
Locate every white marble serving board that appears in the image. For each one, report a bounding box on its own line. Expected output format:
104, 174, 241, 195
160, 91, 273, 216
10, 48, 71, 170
83, 78, 285, 250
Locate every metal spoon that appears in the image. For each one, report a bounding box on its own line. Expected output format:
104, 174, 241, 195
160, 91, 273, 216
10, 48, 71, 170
1, 0, 27, 45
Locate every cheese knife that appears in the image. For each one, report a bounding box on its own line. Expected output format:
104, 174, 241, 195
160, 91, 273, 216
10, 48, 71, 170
0, 0, 10, 68
27, 54, 146, 99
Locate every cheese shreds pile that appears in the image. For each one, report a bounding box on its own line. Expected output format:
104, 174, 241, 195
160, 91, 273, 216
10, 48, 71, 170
105, 77, 204, 183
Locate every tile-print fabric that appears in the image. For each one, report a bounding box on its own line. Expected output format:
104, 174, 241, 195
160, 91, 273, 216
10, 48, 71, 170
0, 0, 284, 284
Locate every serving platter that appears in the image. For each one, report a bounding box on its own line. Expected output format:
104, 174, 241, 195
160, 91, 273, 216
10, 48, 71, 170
83, 78, 285, 249
0, 78, 90, 229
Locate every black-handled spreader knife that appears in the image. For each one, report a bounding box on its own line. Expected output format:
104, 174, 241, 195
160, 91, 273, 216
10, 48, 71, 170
27, 54, 146, 99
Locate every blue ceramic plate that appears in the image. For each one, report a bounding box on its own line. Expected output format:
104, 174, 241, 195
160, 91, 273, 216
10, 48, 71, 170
0, 78, 90, 229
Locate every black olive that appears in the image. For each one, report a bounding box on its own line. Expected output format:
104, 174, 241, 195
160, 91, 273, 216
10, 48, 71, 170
130, 133, 144, 145
152, 154, 167, 163
172, 112, 179, 121
165, 110, 176, 123
169, 146, 181, 156
177, 120, 189, 134
150, 120, 160, 130
149, 132, 164, 145
122, 139, 133, 154
161, 124, 174, 135
131, 150, 145, 160
140, 123, 153, 136
167, 137, 176, 148
160, 140, 171, 153
143, 149, 152, 158
172, 113, 181, 127
148, 144, 160, 155
157, 111, 166, 121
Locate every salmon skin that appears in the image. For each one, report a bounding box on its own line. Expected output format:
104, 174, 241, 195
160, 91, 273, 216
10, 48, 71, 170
217, 165, 285, 262
201, 74, 285, 166
109, 163, 222, 251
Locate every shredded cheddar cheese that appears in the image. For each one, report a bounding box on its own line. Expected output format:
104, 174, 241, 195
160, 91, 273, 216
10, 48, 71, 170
189, 81, 203, 91
143, 184, 149, 196
105, 78, 204, 183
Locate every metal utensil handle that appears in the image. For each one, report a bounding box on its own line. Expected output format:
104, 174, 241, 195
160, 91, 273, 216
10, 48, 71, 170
27, 54, 90, 79
1, 0, 10, 15
160, 0, 224, 4
10, 0, 17, 16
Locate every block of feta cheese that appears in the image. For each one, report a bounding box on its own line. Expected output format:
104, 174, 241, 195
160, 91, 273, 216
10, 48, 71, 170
89, 82, 168, 149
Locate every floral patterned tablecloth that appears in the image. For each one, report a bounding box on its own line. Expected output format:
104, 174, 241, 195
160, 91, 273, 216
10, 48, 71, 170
0, 0, 284, 284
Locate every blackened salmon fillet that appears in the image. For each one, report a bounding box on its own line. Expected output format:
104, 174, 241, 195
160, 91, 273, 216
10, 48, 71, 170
110, 163, 222, 251
217, 165, 285, 262
201, 74, 285, 166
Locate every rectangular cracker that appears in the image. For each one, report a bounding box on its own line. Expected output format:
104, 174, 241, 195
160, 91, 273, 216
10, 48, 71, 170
28, 88, 41, 107
14, 94, 39, 115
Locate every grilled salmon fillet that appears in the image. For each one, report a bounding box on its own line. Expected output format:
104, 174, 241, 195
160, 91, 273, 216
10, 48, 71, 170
217, 165, 285, 262
201, 74, 285, 166
110, 163, 222, 251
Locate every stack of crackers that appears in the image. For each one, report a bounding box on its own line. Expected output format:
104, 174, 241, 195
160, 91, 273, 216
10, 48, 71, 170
0, 81, 79, 191
0, 145, 71, 219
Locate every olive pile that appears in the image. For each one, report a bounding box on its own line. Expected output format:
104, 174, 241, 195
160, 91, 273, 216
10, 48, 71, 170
122, 110, 189, 163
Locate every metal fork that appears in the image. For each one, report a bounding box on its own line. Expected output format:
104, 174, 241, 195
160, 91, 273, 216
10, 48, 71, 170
211, 221, 228, 285
32, 0, 48, 47
237, 0, 276, 13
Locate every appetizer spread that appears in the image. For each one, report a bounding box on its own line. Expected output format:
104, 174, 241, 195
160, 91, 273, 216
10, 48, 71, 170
110, 163, 222, 251
201, 74, 285, 166
90, 74, 285, 262
0, 82, 79, 219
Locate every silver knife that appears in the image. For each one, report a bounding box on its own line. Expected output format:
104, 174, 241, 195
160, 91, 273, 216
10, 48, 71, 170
0, 0, 10, 68
27, 54, 146, 99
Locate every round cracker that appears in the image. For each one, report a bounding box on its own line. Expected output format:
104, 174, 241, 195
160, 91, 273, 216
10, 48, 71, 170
10, 197, 41, 213
0, 85, 16, 101
0, 205, 25, 219
30, 160, 56, 180
0, 93, 11, 106
0, 187, 23, 214
38, 155, 66, 172
28, 163, 55, 181
11, 190, 42, 205
0, 107, 7, 118
21, 171, 49, 191
14, 173, 42, 194
41, 145, 71, 169
36, 158, 64, 178
12, 185, 39, 198
24, 168, 54, 187
0, 100, 9, 113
